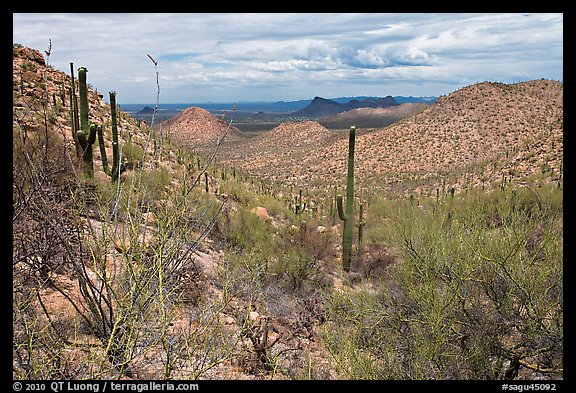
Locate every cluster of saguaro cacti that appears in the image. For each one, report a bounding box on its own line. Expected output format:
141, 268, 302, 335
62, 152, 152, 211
336, 126, 356, 272
70, 67, 120, 181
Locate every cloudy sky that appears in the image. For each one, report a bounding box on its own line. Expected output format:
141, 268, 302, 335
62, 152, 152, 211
13, 13, 563, 104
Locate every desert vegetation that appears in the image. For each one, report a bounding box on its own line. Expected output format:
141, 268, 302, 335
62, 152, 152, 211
13, 43, 563, 381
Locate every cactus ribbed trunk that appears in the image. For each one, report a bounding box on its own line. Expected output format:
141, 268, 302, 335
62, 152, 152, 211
77, 124, 97, 179
69, 63, 82, 158
78, 67, 89, 135
358, 202, 365, 248
110, 91, 120, 182
97, 124, 109, 175
77, 67, 95, 178
60, 79, 66, 107
337, 126, 356, 272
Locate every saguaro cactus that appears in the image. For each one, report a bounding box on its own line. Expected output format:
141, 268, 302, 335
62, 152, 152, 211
337, 125, 356, 272
110, 91, 120, 182
295, 189, 305, 214
77, 123, 97, 178
97, 124, 109, 175
330, 186, 338, 225
77, 67, 95, 178
59, 78, 66, 107
69, 63, 82, 158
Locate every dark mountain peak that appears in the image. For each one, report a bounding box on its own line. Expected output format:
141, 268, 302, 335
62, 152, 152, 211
289, 97, 344, 118
311, 96, 337, 103
288, 95, 401, 118
137, 106, 155, 114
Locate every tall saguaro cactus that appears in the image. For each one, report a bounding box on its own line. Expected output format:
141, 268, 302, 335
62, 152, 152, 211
97, 124, 109, 175
337, 126, 356, 272
76, 67, 96, 178
69, 63, 82, 158
109, 91, 120, 182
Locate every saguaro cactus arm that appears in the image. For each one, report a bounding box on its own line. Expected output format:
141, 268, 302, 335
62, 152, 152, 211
88, 123, 97, 145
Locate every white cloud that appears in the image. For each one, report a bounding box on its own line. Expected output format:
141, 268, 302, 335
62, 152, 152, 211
13, 13, 563, 103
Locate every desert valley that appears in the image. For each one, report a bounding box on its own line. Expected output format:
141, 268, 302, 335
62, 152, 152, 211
13, 44, 563, 382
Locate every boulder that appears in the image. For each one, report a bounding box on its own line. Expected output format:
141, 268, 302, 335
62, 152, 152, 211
250, 206, 271, 222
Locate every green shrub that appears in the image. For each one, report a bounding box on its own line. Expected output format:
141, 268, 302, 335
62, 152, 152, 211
122, 141, 145, 163
324, 184, 563, 379
220, 206, 273, 254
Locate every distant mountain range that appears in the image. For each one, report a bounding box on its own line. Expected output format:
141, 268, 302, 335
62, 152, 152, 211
288, 96, 399, 118
124, 95, 437, 116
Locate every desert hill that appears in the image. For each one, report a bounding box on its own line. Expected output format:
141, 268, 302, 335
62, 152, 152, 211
161, 106, 243, 148
219, 79, 563, 196
222, 121, 339, 177
319, 102, 428, 129
328, 79, 563, 194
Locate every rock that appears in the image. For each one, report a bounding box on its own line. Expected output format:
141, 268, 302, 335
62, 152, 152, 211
142, 211, 157, 226
94, 170, 109, 184
316, 225, 327, 233
120, 168, 133, 182
250, 206, 271, 222
249, 311, 260, 322
114, 239, 129, 253
14, 46, 45, 66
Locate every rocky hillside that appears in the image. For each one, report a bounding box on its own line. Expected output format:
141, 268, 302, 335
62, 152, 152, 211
13, 44, 343, 381
343, 79, 564, 195
218, 79, 563, 196
12, 44, 159, 185
223, 121, 339, 177
161, 106, 243, 148
319, 102, 428, 129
